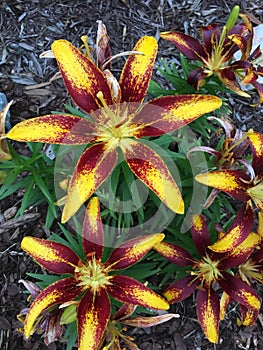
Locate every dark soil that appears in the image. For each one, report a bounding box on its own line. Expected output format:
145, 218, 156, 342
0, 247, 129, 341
0, 1, 263, 349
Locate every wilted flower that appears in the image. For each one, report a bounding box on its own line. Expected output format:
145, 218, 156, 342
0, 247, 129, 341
20, 197, 169, 350
195, 131, 263, 211
187, 116, 250, 207
17, 280, 64, 346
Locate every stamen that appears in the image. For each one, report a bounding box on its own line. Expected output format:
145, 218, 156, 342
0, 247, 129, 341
96, 91, 109, 108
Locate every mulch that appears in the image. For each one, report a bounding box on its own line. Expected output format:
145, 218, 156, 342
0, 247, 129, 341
0, 1, 263, 349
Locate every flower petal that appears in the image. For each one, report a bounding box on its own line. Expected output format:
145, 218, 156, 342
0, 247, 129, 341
78, 288, 110, 350
133, 95, 222, 137
112, 303, 137, 321
247, 131, 263, 176
119, 36, 158, 103
24, 277, 81, 338
239, 304, 259, 326
7, 114, 97, 144
96, 20, 111, 70
107, 234, 164, 270
218, 272, 261, 310
153, 241, 192, 266
160, 31, 208, 61
52, 40, 113, 113
191, 214, 211, 256
21, 237, 79, 274
188, 67, 210, 89
219, 291, 231, 321
195, 170, 251, 201
163, 276, 199, 303
220, 232, 261, 269
108, 275, 169, 310
62, 143, 118, 223
82, 197, 104, 260
196, 287, 219, 343
217, 68, 251, 97
121, 138, 184, 214
209, 202, 254, 252
120, 313, 179, 328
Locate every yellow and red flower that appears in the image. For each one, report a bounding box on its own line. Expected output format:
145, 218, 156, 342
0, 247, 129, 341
20, 197, 169, 350
195, 131, 263, 211
220, 212, 263, 327
7, 36, 222, 223
154, 209, 261, 343
160, 14, 263, 101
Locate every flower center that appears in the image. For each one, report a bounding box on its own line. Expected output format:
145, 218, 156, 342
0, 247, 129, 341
191, 255, 222, 287
74, 256, 111, 293
94, 91, 143, 147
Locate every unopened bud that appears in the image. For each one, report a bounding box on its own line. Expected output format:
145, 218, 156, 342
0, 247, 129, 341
60, 304, 77, 325
225, 5, 240, 30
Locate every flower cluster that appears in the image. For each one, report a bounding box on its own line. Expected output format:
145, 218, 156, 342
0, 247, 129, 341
1, 7, 262, 349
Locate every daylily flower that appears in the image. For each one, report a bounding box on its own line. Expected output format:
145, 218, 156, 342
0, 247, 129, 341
160, 14, 263, 99
100, 302, 179, 349
187, 116, 250, 208
20, 197, 169, 350
154, 209, 261, 343
7, 36, 222, 223
195, 131, 263, 211
17, 280, 64, 345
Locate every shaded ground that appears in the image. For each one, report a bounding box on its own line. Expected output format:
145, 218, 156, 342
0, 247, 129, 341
0, 0, 263, 349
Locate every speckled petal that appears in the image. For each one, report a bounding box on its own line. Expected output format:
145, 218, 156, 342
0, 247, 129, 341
107, 234, 164, 270
52, 40, 113, 113
239, 304, 259, 326
195, 170, 251, 201
196, 287, 219, 343
7, 115, 97, 144
77, 288, 110, 350
133, 95, 222, 137
220, 232, 260, 270
160, 31, 208, 61
108, 275, 169, 310
24, 277, 82, 339
247, 131, 263, 176
21, 236, 79, 274
119, 36, 158, 103
153, 241, 192, 266
209, 202, 254, 252
191, 214, 211, 256
62, 143, 118, 223
218, 272, 261, 310
163, 276, 199, 303
82, 197, 104, 260
121, 138, 184, 214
